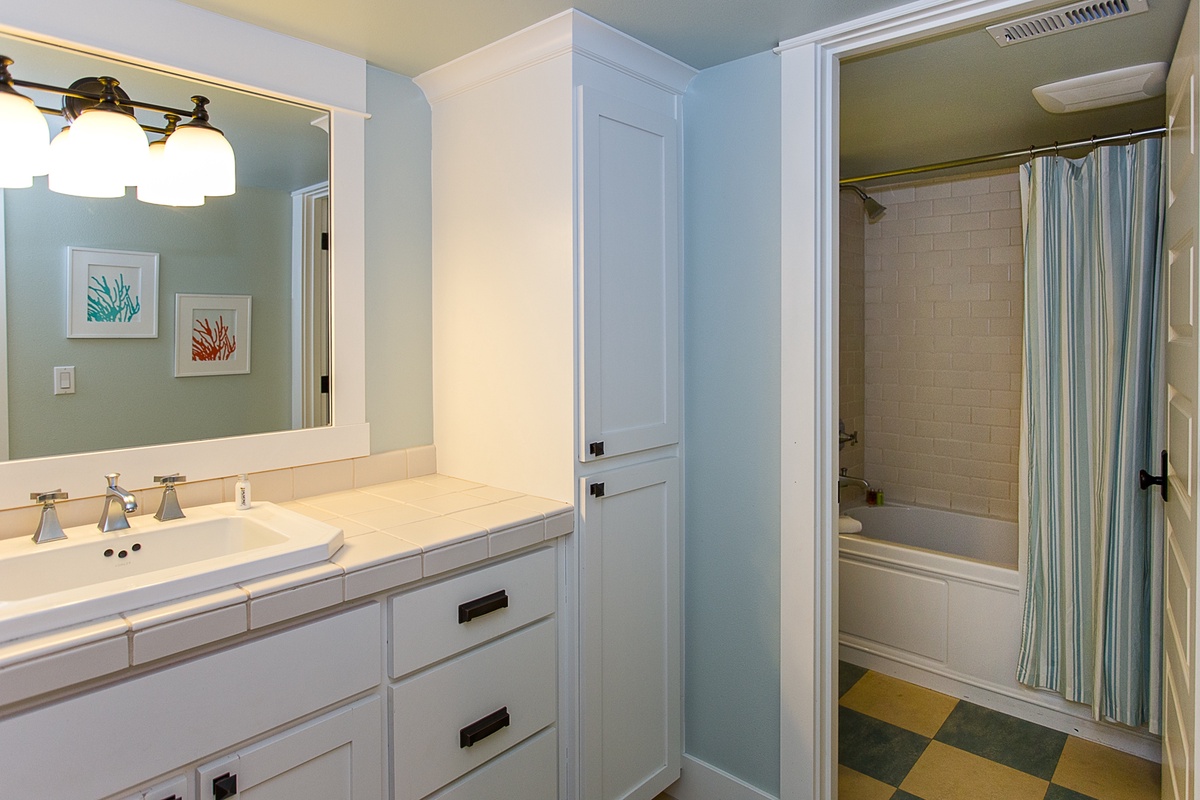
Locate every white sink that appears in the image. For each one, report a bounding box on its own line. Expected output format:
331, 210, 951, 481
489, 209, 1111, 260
0, 502, 342, 644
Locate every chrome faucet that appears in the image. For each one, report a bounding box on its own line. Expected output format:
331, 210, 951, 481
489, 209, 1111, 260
838, 468, 870, 491
30, 490, 68, 543
153, 474, 187, 521
98, 473, 138, 532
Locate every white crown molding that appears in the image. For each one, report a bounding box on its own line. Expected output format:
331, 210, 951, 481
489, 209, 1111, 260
776, 0, 1045, 58
0, 0, 367, 113
415, 9, 696, 105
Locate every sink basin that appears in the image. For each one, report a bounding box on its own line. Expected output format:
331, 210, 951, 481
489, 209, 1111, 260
0, 502, 342, 644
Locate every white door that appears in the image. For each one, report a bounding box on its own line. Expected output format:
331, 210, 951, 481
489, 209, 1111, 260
1164, 2, 1200, 796
579, 458, 681, 800
578, 88, 680, 463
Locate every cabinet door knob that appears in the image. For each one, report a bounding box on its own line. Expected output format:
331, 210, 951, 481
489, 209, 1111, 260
212, 772, 238, 800
459, 706, 510, 748
589, 441, 605, 457
590, 482, 605, 498
458, 589, 509, 624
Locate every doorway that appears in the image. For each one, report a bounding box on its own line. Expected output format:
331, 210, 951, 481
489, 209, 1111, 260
779, 2, 1187, 799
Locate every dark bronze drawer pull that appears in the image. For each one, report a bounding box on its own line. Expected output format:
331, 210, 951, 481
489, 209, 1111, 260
459, 706, 510, 748
458, 589, 509, 624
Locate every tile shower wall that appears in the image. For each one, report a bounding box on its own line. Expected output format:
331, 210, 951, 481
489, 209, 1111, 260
860, 169, 1023, 521
840, 191, 866, 494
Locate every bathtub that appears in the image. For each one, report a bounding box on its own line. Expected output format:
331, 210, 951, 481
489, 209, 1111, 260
838, 504, 1023, 704
838, 503, 1162, 760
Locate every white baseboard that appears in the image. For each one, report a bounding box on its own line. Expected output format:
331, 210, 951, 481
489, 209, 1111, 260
662, 754, 778, 800
841, 642, 1163, 763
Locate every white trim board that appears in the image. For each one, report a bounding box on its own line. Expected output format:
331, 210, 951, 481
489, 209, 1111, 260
776, 2, 1100, 799
664, 754, 778, 800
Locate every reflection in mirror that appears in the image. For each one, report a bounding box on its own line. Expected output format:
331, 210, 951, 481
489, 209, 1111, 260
0, 31, 330, 461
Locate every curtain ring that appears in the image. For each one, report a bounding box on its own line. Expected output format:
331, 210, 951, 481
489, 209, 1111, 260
1054, 141, 1060, 156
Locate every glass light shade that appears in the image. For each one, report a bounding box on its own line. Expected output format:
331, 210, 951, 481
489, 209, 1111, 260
165, 123, 235, 196
68, 106, 149, 187
137, 140, 204, 207
47, 127, 125, 198
0, 90, 50, 187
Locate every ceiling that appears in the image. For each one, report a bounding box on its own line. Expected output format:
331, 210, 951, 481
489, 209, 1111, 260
171, 0, 1190, 184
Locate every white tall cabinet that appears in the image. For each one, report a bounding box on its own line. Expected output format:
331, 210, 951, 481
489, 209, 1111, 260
416, 12, 693, 800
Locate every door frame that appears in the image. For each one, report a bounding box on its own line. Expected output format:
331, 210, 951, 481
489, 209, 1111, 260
777, 1, 1082, 798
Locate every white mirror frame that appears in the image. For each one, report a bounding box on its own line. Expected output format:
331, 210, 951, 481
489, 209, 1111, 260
0, 0, 369, 508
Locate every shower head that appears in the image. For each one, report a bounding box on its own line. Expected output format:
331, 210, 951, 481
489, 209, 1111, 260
843, 185, 887, 222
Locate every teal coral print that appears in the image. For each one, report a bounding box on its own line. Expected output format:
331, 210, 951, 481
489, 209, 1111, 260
87, 273, 141, 323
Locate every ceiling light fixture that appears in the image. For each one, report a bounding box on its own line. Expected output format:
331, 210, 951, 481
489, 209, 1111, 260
0, 56, 235, 205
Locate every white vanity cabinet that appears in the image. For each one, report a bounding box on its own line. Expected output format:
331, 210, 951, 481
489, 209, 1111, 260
418, 11, 691, 800
389, 547, 559, 800
0, 605, 381, 800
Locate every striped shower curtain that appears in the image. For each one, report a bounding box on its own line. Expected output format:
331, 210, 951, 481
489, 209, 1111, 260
1016, 139, 1164, 731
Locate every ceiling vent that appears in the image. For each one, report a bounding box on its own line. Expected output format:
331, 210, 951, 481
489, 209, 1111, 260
986, 0, 1149, 46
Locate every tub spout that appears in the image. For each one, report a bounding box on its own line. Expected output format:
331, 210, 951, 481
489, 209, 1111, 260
838, 468, 870, 491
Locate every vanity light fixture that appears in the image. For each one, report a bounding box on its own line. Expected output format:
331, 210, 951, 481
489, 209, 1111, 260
0, 56, 235, 205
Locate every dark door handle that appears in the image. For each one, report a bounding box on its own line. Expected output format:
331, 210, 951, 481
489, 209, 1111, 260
1139, 449, 1168, 502
458, 590, 509, 624
212, 772, 238, 800
460, 707, 510, 747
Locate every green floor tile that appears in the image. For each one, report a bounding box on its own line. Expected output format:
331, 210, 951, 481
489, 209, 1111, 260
933, 701, 1067, 780
839, 705, 931, 786
839, 660, 869, 698
1044, 784, 1098, 800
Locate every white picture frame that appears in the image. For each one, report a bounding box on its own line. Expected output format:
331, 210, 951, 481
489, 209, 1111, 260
174, 293, 252, 377
67, 247, 159, 338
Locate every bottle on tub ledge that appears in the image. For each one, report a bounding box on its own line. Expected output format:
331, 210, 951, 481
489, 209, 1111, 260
865, 488, 885, 506
235, 473, 252, 510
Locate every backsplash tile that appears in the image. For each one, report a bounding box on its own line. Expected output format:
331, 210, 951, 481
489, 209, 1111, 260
0, 445, 437, 543
854, 169, 1021, 521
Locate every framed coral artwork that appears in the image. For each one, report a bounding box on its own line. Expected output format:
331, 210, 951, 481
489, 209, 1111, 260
174, 293, 251, 377
67, 247, 159, 338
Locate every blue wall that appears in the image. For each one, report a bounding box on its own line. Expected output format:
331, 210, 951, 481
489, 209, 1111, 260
364, 65, 434, 452
683, 49, 782, 796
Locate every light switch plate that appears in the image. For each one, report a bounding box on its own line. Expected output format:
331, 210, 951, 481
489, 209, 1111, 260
53, 366, 75, 395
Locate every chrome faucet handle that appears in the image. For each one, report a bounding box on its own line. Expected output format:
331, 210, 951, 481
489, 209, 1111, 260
153, 474, 187, 521
30, 489, 68, 544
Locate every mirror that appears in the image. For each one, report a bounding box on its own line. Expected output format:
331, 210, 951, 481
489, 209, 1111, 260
1, 31, 330, 460
0, 1, 370, 510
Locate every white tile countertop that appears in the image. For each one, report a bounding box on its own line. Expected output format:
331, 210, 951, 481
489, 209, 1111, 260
0, 474, 573, 709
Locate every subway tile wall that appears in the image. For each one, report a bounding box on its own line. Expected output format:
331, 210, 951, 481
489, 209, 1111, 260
839, 190, 866, 498
859, 169, 1022, 521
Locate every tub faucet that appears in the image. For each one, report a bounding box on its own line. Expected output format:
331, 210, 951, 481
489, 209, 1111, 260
98, 473, 138, 533
838, 468, 870, 491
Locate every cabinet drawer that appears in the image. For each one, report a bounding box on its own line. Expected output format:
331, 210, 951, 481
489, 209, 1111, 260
391, 618, 556, 800
427, 727, 557, 800
390, 546, 555, 678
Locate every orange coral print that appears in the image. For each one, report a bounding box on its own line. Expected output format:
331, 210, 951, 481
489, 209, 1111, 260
192, 314, 237, 361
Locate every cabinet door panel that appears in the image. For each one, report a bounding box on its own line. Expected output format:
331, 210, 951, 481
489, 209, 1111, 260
197, 697, 381, 800
579, 88, 680, 462
579, 458, 680, 800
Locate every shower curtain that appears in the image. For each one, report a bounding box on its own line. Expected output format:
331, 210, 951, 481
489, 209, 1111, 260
1016, 139, 1164, 731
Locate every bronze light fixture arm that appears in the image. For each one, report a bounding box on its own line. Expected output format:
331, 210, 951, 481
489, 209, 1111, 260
10, 77, 199, 120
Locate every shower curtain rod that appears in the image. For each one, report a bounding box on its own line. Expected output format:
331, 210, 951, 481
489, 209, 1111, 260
840, 125, 1167, 185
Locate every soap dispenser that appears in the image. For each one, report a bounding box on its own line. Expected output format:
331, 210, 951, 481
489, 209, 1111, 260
235, 473, 252, 510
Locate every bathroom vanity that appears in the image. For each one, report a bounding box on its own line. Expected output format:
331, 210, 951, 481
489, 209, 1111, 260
0, 477, 572, 800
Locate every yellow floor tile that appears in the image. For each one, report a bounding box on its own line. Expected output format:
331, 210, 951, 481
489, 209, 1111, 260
900, 740, 1049, 800
839, 670, 959, 737
1052, 736, 1161, 800
838, 765, 896, 800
